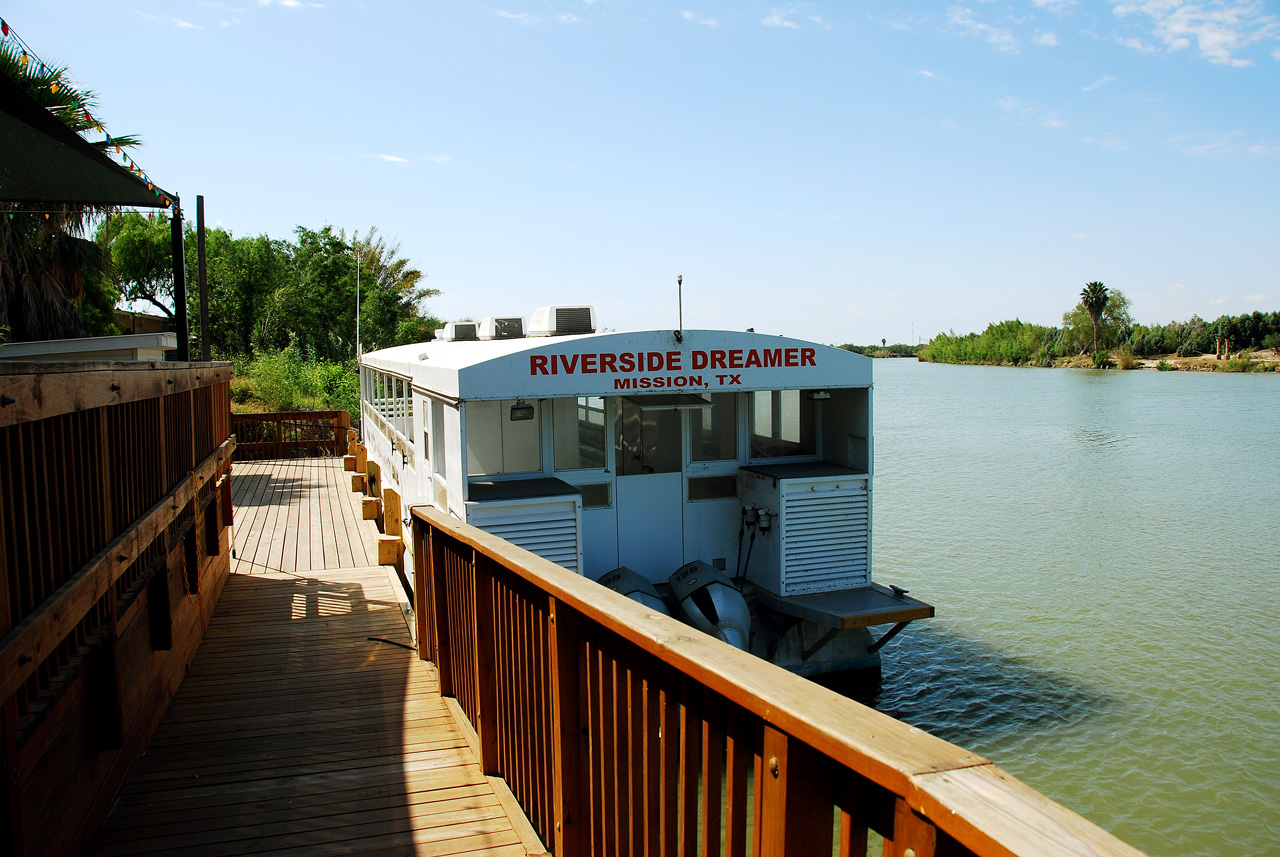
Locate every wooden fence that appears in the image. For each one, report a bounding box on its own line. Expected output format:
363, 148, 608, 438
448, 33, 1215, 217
0, 361, 235, 857
231, 410, 350, 460
412, 507, 1145, 857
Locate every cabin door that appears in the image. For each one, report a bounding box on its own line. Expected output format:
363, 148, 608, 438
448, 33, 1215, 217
614, 399, 684, 582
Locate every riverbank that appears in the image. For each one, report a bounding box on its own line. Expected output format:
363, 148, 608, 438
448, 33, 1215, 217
922, 350, 1280, 372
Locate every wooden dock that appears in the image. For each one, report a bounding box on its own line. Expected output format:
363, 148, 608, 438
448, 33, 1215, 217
88, 459, 544, 857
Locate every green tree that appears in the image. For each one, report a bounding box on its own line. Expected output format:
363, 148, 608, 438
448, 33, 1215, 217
1064, 287, 1132, 354
352, 227, 440, 352
100, 211, 177, 318
1080, 281, 1108, 353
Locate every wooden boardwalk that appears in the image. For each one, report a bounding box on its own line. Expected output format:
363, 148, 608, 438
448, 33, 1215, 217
88, 459, 543, 857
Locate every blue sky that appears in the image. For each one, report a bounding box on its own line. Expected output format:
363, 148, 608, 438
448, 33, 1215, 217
8, 1, 1279, 344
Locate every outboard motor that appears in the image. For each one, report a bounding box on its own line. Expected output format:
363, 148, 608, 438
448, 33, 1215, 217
668, 561, 751, 650
596, 566, 670, 616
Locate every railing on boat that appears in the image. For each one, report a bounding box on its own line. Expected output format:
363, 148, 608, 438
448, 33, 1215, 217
230, 409, 351, 460
0, 360, 235, 857
411, 506, 1145, 857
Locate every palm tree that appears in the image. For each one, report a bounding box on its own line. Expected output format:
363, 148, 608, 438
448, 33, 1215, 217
0, 42, 141, 341
1081, 281, 1109, 353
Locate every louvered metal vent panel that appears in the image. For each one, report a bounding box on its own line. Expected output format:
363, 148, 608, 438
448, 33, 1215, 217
468, 504, 580, 572
555, 307, 595, 335
779, 489, 868, 595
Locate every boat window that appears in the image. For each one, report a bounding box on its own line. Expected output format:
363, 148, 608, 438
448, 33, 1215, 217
615, 397, 681, 476
466, 399, 543, 476
749, 390, 816, 458
553, 396, 607, 471
688, 474, 738, 501
577, 482, 611, 509
690, 392, 738, 462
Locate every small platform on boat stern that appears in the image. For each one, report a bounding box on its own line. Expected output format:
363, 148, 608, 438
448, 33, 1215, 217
755, 581, 934, 630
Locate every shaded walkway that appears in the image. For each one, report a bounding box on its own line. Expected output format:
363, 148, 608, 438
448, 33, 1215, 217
88, 460, 543, 857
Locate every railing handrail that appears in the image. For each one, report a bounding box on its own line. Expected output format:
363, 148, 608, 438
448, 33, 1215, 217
411, 504, 1144, 857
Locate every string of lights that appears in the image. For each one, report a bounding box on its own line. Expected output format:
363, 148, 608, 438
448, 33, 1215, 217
1, 16, 174, 210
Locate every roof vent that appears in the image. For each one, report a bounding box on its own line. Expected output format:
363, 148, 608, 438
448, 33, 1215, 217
479, 316, 526, 340
529, 305, 596, 337
438, 321, 478, 342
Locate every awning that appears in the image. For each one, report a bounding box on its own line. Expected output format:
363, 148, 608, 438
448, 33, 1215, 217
0, 70, 172, 208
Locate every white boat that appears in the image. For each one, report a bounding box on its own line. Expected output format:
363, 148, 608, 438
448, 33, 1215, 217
359, 305, 931, 677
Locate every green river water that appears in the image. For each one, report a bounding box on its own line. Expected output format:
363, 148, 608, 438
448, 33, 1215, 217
866, 359, 1280, 857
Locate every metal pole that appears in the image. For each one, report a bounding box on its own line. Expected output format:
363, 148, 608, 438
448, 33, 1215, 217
356, 239, 361, 357
197, 195, 209, 362
170, 198, 189, 361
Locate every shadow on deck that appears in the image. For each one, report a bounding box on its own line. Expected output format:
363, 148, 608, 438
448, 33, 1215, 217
88, 460, 542, 857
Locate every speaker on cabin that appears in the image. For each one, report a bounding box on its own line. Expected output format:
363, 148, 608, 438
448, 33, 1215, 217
668, 561, 751, 650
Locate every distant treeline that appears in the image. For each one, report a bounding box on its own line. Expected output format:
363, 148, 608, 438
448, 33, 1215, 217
837, 343, 924, 357
924, 310, 1280, 367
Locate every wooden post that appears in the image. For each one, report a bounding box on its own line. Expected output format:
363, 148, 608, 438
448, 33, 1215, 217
757, 726, 832, 857
472, 555, 500, 774
884, 797, 937, 857
549, 599, 584, 857
383, 488, 401, 537
412, 519, 433, 662
196, 195, 209, 362
430, 527, 453, 697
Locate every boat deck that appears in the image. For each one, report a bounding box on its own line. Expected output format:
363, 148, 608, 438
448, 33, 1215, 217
88, 459, 544, 857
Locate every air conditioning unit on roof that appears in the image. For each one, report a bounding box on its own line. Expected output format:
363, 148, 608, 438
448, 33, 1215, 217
529, 305, 596, 337
479, 316, 526, 340
438, 321, 478, 342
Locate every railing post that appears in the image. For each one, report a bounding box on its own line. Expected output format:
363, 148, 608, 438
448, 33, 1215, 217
412, 517, 432, 661
885, 796, 937, 857
473, 553, 500, 774
549, 599, 584, 857
429, 526, 453, 697
757, 725, 831, 857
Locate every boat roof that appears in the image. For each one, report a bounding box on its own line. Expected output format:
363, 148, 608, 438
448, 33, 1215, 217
361, 328, 872, 401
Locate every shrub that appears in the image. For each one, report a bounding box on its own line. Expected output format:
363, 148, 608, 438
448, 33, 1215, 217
1156, 359, 1175, 371
1176, 340, 1199, 358
1115, 345, 1140, 370
229, 377, 253, 404
1091, 350, 1114, 369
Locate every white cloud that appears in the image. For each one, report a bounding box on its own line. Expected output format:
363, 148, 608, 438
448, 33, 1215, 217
1032, 0, 1077, 12
218, 18, 242, 26
763, 8, 801, 29
1082, 135, 1130, 150
999, 96, 1065, 129
1165, 282, 1187, 291
1175, 130, 1273, 158
1208, 296, 1231, 305
1243, 293, 1271, 303
1116, 35, 1158, 52
918, 69, 938, 77
1111, 0, 1280, 66
809, 16, 831, 29
141, 12, 204, 28
363, 154, 408, 164
423, 155, 453, 163
259, 0, 322, 6
682, 10, 719, 27
496, 10, 537, 24
558, 13, 579, 23
1083, 75, 1117, 90
948, 6, 1019, 52
1033, 31, 1059, 45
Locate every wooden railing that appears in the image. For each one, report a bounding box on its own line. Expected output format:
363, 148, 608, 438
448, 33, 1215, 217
231, 409, 351, 460
0, 360, 235, 857
412, 507, 1145, 857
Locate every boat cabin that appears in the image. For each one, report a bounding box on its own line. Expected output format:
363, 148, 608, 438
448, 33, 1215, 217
359, 307, 931, 675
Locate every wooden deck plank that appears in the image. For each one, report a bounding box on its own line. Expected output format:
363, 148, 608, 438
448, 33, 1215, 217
89, 458, 541, 857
